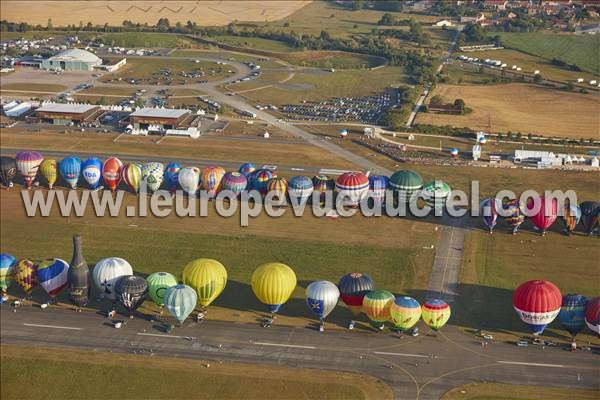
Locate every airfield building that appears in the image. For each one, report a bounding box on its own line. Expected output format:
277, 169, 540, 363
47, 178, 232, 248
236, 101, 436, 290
128, 108, 198, 130
35, 103, 103, 125
41, 48, 102, 71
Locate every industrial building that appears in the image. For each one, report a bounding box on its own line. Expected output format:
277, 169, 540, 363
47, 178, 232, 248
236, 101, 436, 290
128, 108, 198, 131
35, 103, 103, 125
41, 48, 102, 71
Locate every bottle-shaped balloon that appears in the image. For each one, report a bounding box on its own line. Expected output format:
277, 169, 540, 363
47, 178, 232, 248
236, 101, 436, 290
68, 235, 91, 308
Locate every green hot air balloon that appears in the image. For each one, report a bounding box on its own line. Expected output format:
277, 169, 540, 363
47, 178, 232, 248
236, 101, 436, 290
389, 170, 423, 206
147, 272, 178, 306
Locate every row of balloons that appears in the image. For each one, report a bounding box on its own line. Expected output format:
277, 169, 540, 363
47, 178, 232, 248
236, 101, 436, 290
0, 237, 450, 331
513, 280, 599, 338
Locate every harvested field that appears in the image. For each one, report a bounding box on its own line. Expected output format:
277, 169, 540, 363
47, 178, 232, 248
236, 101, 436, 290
416, 83, 599, 138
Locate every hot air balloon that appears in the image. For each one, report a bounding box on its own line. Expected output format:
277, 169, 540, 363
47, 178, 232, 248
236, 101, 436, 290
92, 257, 133, 301
164, 284, 197, 325
579, 201, 599, 235
513, 280, 561, 335
306, 281, 339, 328
68, 234, 91, 308
147, 272, 178, 306
338, 273, 374, 322
368, 175, 388, 206
37, 258, 69, 299
526, 196, 558, 236
115, 275, 148, 313
481, 198, 500, 233
164, 162, 182, 193
0, 253, 16, 298
59, 156, 81, 189
312, 175, 335, 205
288, 176, 314, 205
335, 172, 369, 208
0, 156, 17, 189
201, 165, 226, 197
81, 158, 103, 190
421, 180, 451, 212
141, 162, 164, 193
267, 177, 287, 204
422, 299, 451, 331
339, 129, 348, 138
560, 203, 581, 236
221, 172, 247, 196
558, 294, 588, 337
389, 170, 423, 204
362, 290, 395, 329
102, 157, 123, 192
502, 198, 525, 235
585, 297, 600, 335
178, 167, 201, 196
390, 296, 421, 331
251, 169, 274, 195
251, 262, 296, 315
39, 159, 58, 189
239, 162, 256, 178
16, 151, 43, 188
14, 258, 38, 295
449, 148, 459, 157
182, 258, 228, 310
122, 163, 142, 193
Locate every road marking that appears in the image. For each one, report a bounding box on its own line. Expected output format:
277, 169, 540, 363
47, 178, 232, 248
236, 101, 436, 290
498, 361, 564, 368
137, 333, 194, 339
290, 168, 304, 171
254, 342, 316, 350
373, 351, 430, 358
23, 323, 81, 331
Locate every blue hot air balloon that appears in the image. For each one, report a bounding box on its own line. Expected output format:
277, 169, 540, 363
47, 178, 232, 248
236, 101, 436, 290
81, 158, 103, 190
1, 253, 17, 300
368, 175, 389, 206
164, 162, 182, 192
59, 156, 82, 189
288, 176, 314, 205
558, 294, 588, 337
164, 284, 198, 325
239, 163, 256, 178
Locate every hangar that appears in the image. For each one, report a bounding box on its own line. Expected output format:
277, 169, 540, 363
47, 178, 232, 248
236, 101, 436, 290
41, 48, 102, 71
35, 103, 103, 125
128, 108, 198, 130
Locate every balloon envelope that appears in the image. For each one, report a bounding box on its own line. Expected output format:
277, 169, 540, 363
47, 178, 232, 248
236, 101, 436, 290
102, 157, 123, 192
0, 253, 17, 292
390, 296, 421, 331
37, 258, 69, 298
580, 201, 600, 234
585, 297, 600, 335
368, 175, 388, 204
560, 204, 581, 233
338, 273, 374, 315
251, 262, 296, 313
513, 280, 561, 335
14, 258, 38, 294
288, 176, 314, 203
389, 170, 423, 203
362, 290, 395, 323
481, 198, 500, 232
251, 169, 274, 195
502, 198, 525, 232
178, 167, 201, 196
267, 177, 287, 203
92, 257, 133, 300
147, 272, 178, 306
115, 275, 148, 312
201, 166, 226, 197
164, 162, 182, 191
526, 196, 558, 233
422, 299, 451, 330
0, 156, 17, 188
122, 163, 142, 193
16, 151, 43, 188
221, 172, 247, 195
335, 172, 369, 208
164, 284, 197, 324
306, 280, 339, 320
39, 159, 58, 189
81, 158, 103, 189
141, 162, 164, 192
59, 156, 81, 189
238, 163, 256, 177
558, 294, 588, 337
182, 259, 228, 308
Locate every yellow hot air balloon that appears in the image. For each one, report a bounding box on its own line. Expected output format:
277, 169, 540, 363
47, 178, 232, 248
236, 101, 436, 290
251, 262, 297, 314
39, 159, 58, 189
362, 290, 395, 328
181, 258, 227, 308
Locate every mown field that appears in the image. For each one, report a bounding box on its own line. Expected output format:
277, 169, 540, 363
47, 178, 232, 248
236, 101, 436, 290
442, 383, 598, 400
209, 34, 297, 52
1, 345, 392, 400
101, 32, 194, 48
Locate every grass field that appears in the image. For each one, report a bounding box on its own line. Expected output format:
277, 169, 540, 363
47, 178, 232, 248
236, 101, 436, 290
496, 32, 600, 75
228, 69, 293, 92
0, 83, 66, 92
101, 32, 194, 48
442, 383, 598, 400
210, 34, 297, 52
416, 83, 599, 138
1, 345, 392, 400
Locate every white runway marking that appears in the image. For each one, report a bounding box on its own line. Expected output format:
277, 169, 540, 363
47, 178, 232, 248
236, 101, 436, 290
254, 342, 316, 350
498, 361, 564, 368
23, 323, 81, 331
137, 333, 194, 339
291, 168, 304, 171
373, 351, 430, 358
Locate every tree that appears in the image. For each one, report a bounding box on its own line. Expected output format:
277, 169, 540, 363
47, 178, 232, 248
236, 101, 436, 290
157, 18, 171, 32
454, 98, 466, 114
47, 18, 53, 30
533, 73, 542, 83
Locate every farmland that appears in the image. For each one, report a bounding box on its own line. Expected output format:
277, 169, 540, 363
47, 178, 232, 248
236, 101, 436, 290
210, 35, 297, 53
443, 383, 598, 400
100, 32, 194, 48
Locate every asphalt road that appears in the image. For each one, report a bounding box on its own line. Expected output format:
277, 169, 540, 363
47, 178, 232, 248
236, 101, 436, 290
2, 305, 598, 400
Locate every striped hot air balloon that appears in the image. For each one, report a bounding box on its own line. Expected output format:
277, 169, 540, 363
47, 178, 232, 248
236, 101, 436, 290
58, 156, 82, 189
313, 175, 335, 205
558, 294, 588, 337
390, 296, 421, 331
389, 170, 423, 204
502, 198, 525, 235
481, 198, 500, 234
585, 297, 600, 335
421, 180, 451, 212
39, 159, 58, 189
221, 172, 247, 196
335, 172, 369, 208
267, 177, 287, 204
238, 163, 256, 178
14, 258, 38, 295
251, 262, 296, 315
362, 290, 395, 328
422, 299, 451, 331
182, 259, 228, 309
37, 258, 69, 298
16, 151, 43, 188
338, 273, 374, 316
0, 253, 17, 295
251, 169, 274, 195
122, 163, 142, 193
513, 280, 561, 335
164, 284, 198, 325
201, 165, 226, 197
560, 204, 581, 235
102, 157, 123, 192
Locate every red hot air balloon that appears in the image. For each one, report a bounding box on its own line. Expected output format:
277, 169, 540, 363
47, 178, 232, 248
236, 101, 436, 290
585, 297, 600, 336
335, 172, 369, 208
102, 157, 123, 192
513, 280, 562, 335
526, 196, 558, 236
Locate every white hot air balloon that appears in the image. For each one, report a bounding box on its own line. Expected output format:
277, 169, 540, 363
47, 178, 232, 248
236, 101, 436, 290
306, 280, 340, 330
141, 162, 164, 192
164, 284, 198, 325
178, 167, 201, 196
93, 257, 133, 300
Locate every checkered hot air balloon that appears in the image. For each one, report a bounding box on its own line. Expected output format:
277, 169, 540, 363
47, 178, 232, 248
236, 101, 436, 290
141, 162, 164, 193
14, 258, 38, 295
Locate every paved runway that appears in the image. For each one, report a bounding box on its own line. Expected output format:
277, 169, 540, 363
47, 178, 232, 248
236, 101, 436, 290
2, 305, 598, 399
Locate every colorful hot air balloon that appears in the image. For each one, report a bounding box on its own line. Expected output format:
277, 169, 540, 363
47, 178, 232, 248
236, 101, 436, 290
251, 262, 297, 314
37, 258, 69, 298
526, 196, 558, 235
0, 156, 17, 188
560, 203, 581, 235
502, 198, 525, 235
39, 159, 58, 189
585, 297, 600, 335
147, 272, 178, 306
306, 280, 339, 324
513, 280, 562, 335
221, 172, 247, 196
182, 258, 228, 309
59, 156, 81, 189
368, 175, 388, 206
481, 198, 500, 233
178, 167, 201, 196
362, 290, 395, 328
201, 165, 226, 197
102, 157, 123, 192
389, 170, 423, 204
579, 201, 599, 235
92, 257, 133, 300
338, 273, 374, 317
81, 158, 103, 190
251, 169, 274, 195
14, 258, 38, 295
335, 172, 369, 208
288, 176, 314, 205
164, 162, 182, 193
558, 294, 588, 337
115, 275, 148, 313
313, 175, 335, 204
239, 163, 256, 178
390, 296, 421, 331
267, 177, 287, 204
449, 148, 459, 157
141, 162, 164, 193
122, 163, 142, 193
339, 129, 348, 138
164, 284, 197, 324
421, 180, 451, 211
0, 253, 16, 296
16, 151, 43, 188
422, 299, 451, 331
